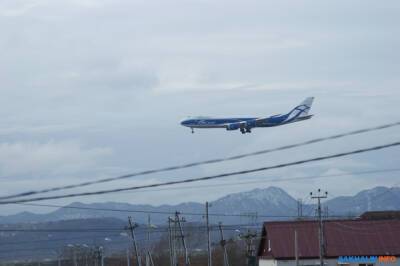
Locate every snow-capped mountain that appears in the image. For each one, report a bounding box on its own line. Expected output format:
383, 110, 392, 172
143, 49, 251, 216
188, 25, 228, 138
208, 187, 298, 223
0, 186, 399, 225
324, 186, 400, 216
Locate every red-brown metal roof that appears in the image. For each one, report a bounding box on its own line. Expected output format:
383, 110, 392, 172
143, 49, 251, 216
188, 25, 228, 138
258, 219, 400, 259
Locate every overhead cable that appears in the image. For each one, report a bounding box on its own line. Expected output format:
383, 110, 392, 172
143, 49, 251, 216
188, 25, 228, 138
1, 121, 399, 201
0, 141, 399, 204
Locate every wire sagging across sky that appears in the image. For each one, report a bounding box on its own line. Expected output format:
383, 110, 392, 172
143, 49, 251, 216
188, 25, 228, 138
12, 167, 399, 218
0, 141, 399, 205
0, 121, 399, 202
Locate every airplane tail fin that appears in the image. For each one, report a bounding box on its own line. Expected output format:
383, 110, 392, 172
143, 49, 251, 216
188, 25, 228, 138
288, 97, 314, 119
298, 97, 314, 117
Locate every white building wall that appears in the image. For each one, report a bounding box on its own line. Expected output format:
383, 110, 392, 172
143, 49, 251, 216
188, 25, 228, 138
259, 258, 400, 266
259, 258, 337, 266
258, 259, 277, 266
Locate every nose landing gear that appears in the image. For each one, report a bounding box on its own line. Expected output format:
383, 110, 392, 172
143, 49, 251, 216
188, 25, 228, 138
191, 128, 194, 134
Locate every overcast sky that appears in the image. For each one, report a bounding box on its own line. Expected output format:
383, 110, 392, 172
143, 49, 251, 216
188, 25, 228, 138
0, 0, 399, 214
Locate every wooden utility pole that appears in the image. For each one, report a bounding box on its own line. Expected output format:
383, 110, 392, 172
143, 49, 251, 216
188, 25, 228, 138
127, 249, 131, 266
240, 230, 257, 266
176, 211, 190, 266
297, 199, 303, 219
218, 222, 229, 266
295, 229, 299, 266
310, 189, 328, 266
128, 217, 141, 266
146, 215, 154, 266
206, 202, 212, 266
168, 217, 175, 266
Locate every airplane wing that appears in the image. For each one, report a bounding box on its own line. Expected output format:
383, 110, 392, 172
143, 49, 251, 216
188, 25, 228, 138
225, 120, 257, 131
224, 121, 245, 130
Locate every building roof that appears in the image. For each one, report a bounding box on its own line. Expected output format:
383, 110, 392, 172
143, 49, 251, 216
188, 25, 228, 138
361, 211, 400, 220
258, 219, 400, 259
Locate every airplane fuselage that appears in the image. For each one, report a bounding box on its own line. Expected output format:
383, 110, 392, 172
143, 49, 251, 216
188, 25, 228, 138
181, 114, 312, 128
180, 97, 315, 134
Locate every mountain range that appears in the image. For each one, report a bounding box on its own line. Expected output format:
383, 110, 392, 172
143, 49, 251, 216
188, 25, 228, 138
1, 186, 399, 225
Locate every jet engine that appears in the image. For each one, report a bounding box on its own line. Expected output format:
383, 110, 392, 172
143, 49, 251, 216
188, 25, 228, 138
226, 123, 241, 130
243, 120, 257, 128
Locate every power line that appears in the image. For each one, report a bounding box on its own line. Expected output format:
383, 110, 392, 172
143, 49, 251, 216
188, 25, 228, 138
29, 168, 399, 195
0, 225, 266, 250
0, 228, 125, 233
0, 224, 271, 253
0, 233, 123, 246
15, 202, 301, 218
13, 167, 396, 222
1, 121, 399, 201
0, 228, 256, 257
0, 236, 159, 256
0, 224, 263, 234
11, 168, 396, 221
0, 141, 399, 205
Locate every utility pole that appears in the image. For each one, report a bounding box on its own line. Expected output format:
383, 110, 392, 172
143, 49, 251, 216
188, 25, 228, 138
93, 247, 99, 266
128, 217, 141, 266
168, 217, 176, 266
148, 253, 154, 266
218, 222, 230, 266
310, 189, 328, 266
56, 250, 62, 266
205, 202, 212, 266
146, 215, 150, 266
176, 211, 190, 266
294, 229, 299, 266
324, 206, 329, 219
127, 249, 131, 266
146, 215, 154, 266
173, 216, 178, 266
94, 247, 103, 266
99, 246, 104, 266
297, 199, 303, 219
72, 248, 78, 266
239, 230, 257, 266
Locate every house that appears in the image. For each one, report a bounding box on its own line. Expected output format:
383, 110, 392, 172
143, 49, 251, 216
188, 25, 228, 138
257, 215, 400, 266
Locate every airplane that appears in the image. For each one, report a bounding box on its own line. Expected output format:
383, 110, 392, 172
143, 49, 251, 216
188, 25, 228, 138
180, 97, 314, 134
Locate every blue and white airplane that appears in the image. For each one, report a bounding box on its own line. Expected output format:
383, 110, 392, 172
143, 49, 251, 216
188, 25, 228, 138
181, 97, 314, 134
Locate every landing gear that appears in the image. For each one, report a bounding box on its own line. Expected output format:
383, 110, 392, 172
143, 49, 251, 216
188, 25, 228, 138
240, 127, 251, 134
191, 128, 194, 134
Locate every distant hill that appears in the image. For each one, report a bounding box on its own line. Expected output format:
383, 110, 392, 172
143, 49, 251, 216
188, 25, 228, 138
0, 186, 399, 261
1, 186, 399, 225
325, 186, 400, 216
0, 218, 134, 261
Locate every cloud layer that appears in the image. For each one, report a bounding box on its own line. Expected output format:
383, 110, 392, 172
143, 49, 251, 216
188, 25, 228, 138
0, 0, 399, 214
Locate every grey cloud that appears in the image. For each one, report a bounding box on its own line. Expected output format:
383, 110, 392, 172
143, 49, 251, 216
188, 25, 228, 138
0, 140, 112, 178
0, 0, 399, 214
